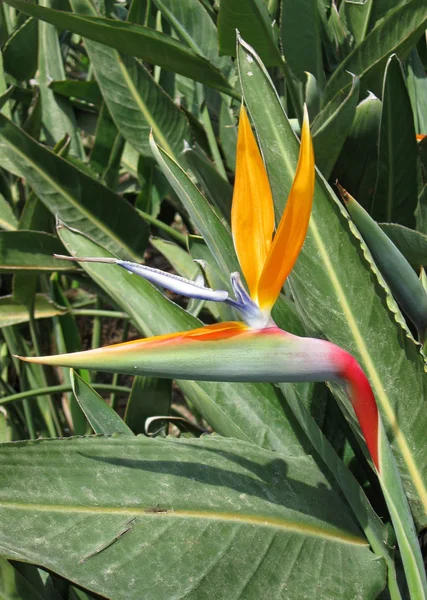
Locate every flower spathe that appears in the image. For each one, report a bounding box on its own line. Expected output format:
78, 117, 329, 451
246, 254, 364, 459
19, 105, 379, 470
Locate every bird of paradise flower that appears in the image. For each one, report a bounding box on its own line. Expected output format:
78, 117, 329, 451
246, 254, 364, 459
18, 104, 427, 597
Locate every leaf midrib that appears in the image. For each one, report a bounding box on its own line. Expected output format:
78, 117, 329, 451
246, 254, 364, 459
0, 501, 367, 545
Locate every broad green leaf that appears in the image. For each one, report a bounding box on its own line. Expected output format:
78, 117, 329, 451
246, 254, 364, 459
0, 193, 17, 230
281, 0, 325, 87
380, 223, 427, 268
124, 376, 172, 435
0, 435, 386, 600
184, 144, 233, 223
153, 0, 230, 72
71, 370, 133, 436
333, 92, 381, 210
0, 114, 148, 261
2, 17, 38, 81
38, 0, 84, 158
237, 36, 427, 529
0, 231, 75, 272
372, 55, 418, 227
406, 48, 427, 135
279, 383, 400, 597
366, 0, 411, 33
69, 0, 191, 160
218, 0, 281, 66
127, 0, 150, 26
0, 294, 67, 327
326, 0, 427, 100
2, 0, 236, 98
341, 186, 427, 341
312, 73, 360, 178
56, 223, 315, 459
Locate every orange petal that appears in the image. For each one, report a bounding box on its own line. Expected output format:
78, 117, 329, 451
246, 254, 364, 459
416, 134, 426, 142
257, 105, 315, 311
231, 106, 274, 301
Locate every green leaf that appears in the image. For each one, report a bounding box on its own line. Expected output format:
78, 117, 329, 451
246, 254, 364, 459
89, 102, 122, 178
281, 0, 325, 87
2, 17, 38, 81
0, 435, 386, 600
219, 97, 237, 171
184, 144, 233, 223
406, 48, 427, 135
38, 0, 84, 158
372, 55, 418, 227
0, 193, 17, 230
312, 73, 360, 178
0, 557, 46, 600
340, 0, 373, 46
0, 231, 76, 272
50, 278, 89, 437
153, 0, 229, 71
218, 0, 281, 66
380, 223, 427, 268
0, 114, 149, 261
49, 79, 103, 107
333, 92, 381, 210
69, 0, 191, 160
322, 3, 352, 70
0, 294, 67, 327
237, 36, 427, 529
150, 236, 197, 280
0, 57, 12, 120
326, 0, 427, 100
124, 376, 171, 435
279, 383, 400, 598
3, 0, 236, 98
366, 0, 411, 33
71, 370, 133, 436
340, 186, 427, 341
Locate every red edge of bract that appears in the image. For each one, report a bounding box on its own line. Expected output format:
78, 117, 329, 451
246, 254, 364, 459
340, 354, 380, 471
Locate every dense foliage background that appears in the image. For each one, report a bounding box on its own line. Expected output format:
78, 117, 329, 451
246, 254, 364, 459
0, 0, 427, 598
